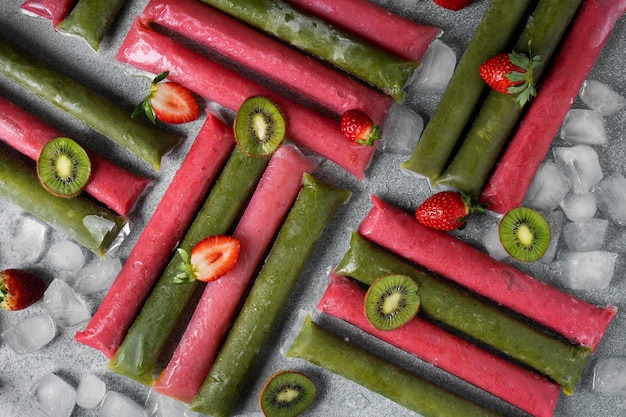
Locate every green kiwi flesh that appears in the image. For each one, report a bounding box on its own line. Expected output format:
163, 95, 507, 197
37, 137, 91, 198
259, 370, 316, 417
364, 274, 420, 331
498, 206, 551, 262
234, 96, 286, 157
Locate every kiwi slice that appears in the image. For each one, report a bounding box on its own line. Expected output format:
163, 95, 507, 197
259, 370, 316, 417
37, 137, 91, 198
364, 274, 420, 331
234, 96, 286, 157
498, 206, 551, 262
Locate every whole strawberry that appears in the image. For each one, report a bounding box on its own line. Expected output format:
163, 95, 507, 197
0, 269, 47, 311
433, 0, 474, 11
340, 109, 380, 146
479, 46, 541, 106
174, 235, 240, 283
415, 191, 485, 231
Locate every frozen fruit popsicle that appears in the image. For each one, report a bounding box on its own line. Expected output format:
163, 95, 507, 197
0, 95, 150, 216
286, 313, 502, 417
198, 0, 418, 102
319, 273, 560, 417
75, 113, 234, 358
56, 0, 125, 51
358, 195, 616, 350
20, 0, 74, 26
153, 144, 318, 403
140, 0, 394, 125
286, 0, 442, 62
190, 174, 351, 417
117, 19, 375, 180
0, 35, 181, 171
480, 0, 626, 213
109, 146, 269, 385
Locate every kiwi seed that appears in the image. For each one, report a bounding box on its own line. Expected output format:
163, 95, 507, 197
364, 274, 420, 331
498, 206, 551, 262
37, 137, 91, 198
259, 370, 316, 417
234, 96, 286, 157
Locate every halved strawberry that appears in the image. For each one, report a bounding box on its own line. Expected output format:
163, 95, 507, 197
174, 235, 240, 283
0, 269, 47, 311
132, 71, 200, 124
340, 109, 380, 146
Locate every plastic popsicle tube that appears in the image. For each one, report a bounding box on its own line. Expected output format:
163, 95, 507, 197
0, 95, 150, 216
108, 145, 269, 384
20, 0, 74, 26
74, 113, 234, 358
0, 35, 181, 171
116, 19, 375, 180
140, 0, 394, 125
152, 144, 319, 403
56, 0, 125, 50
285, 313, 502, 417
190, 174, 351, 417
0, 144, 127, 257
318, 273, 560, 417
358, 195, 617, 350
480, 0, 626, 213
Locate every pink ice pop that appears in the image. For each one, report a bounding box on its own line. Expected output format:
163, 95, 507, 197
358, 195, 616, 350
116, 19, 375, 180
140, 0, 394, 125
153, 144, 318, 403
0, 95, 150, 215
287, 0, 442, 62
319, 273, 560, 417
20, 0, 74, 27
480, 0, 626, 213
74, 113, 235, 358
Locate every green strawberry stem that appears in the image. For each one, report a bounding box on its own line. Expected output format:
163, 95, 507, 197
173, 248, 197, 284
505, 43, 541, 106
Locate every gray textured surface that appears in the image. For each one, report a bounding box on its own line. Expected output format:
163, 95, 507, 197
0, 0, 625, 416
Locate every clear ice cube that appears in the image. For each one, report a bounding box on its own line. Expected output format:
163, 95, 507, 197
100, 391, 147, 417
43, 279, 91, 328
595, 173, 626, 226
523, 160, 570, 211
29, 372, 77, 417
560, 192, 597, 222
46, 240, 85, 271
579, 79, 626, 116
593, 357, 626, 396
481, 221, 509, 261
539, 210, 564, 264
559, 109, 608, 146
76, 373, 106, 409
407, 39, 456, 93
72, 257, 122, 295
562, 219, 609, 252
380, 102, 424, 155
83, 215, 116, 246
558, 250, 617, 290
1, 313, 55, 354
8, 213, 48, 265
145, 389, 203, 416
553, 145, 603, 194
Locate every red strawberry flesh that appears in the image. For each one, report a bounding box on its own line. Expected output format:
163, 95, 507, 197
190, 235, 240, 282
0, 269, 47, 311
150, 82, 200, 124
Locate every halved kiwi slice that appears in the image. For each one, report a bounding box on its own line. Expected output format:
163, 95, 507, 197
498, 206, 551, 262
37, 137, 91, 198
364, 274, 420, 331
259, 370, 316, 417
234, 96, 286, 157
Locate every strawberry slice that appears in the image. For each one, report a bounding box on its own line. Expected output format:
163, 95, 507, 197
340, 109, 380, 146
0, 269, 47, 311
174, 235, 240, 283
132, 70, 200, 124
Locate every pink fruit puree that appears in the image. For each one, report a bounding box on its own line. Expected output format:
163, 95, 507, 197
319, 273, 560, 417
20, 0, 73, 26
116, 19, 375, 180
0, 95, 150, 215
74, 113, 234, 358
153, 144, 318, 403
358, 195, 616, 350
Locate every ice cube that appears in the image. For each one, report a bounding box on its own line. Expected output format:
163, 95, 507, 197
595, 173, 626, 226
380, 102, 424, 155
8, 213, 48, 265
83, 215, 116, 246
100, 391, 147, 417
559, 109, 608, 146
76, 373, 106, 409
145, 389, 203, 416
72, 257, 122, 294
560, 192, 597, 222
1, 314, 55, 354
558, 250, 617, 290
593, 357, 626, 396
579, 79, 626, 116
553, 145, 603, 194
523, 161, 570, 211
539, 210, 564, 264
46, 240, 85, 271
407, 39, 456, 93
43, 279, 91, 328
29, 372, 77, 417
481, 221, 509, 261
562, 219, 609, 252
